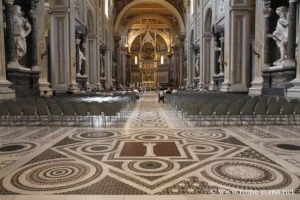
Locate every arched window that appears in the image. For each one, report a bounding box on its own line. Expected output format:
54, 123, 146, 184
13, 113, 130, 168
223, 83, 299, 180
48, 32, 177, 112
135, 56, 138, 65
160, 55, 164, 65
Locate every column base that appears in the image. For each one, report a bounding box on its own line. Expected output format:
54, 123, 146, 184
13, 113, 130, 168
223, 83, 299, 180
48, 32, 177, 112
197, 81, 205, 90
100, 78, 107, 90
209, 80, 215, 91
68, 82, 80, 94
0, 80, 16, 100
220, 81, 231, 92
7, 67, 40, 98
249, 78, 263, 96
39, 80, 53, 97
287, 78, 300, 98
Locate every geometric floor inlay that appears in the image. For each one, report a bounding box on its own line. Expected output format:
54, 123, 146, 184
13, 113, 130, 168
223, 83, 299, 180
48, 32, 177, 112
0, 93, 300, 197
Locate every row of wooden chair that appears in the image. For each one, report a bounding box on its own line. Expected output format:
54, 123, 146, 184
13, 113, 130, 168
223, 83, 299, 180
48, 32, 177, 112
0, 96, 134, 127
167, 93, 300, 126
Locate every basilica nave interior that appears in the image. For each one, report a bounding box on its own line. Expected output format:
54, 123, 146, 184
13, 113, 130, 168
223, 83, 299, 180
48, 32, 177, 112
0, 0, 300, 199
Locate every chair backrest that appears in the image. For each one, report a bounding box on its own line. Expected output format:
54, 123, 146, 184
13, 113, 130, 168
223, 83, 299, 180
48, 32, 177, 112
187, 104, 200, 116
281, 102, 295, 115
201, 103, 214, 116
268, 102, 281, 115
89, 103, 105, 115
74, 103, 90, 116
35, 104, 49, 116
215, 103, 228, 115
60, 103, 76, 116
241, 101, 256, 115
228, 101, 243, 115
48, 103, 63, 115
254, 101, 268, 115
278, 97, 288, 105
294, 103, 300, 115
20, 104, 36, 116
0, 104, 9, 115
6, 102, 22, 116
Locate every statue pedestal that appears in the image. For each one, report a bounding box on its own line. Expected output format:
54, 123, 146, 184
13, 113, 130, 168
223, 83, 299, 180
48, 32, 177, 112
193, 78, 199, 89
7, 67, 40, 98
100, 78, 107, 90
213, 74, 224, 91
76, 75, 88, 92
262, 63, 296, 96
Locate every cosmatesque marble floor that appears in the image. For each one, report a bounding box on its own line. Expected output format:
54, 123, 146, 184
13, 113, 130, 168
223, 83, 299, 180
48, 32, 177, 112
0, 92, 300, 200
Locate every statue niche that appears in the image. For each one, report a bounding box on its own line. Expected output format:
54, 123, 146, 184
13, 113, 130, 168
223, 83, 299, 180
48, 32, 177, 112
269, 6, 289, 66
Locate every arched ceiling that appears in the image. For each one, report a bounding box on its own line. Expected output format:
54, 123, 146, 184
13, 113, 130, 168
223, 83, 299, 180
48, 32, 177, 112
114, 0, 185, 36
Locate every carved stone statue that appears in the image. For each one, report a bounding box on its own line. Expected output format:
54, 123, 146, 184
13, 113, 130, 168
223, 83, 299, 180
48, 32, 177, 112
12, 5, 31, 66
77, 49, 86, 76
269, 6, 289, 66
195, 56, 199, 77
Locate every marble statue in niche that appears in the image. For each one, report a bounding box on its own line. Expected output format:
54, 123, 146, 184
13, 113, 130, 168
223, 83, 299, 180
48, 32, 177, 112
195, 55, 199, 77
77, 48, 86, 76
12, 5, 31, 67
269, 6, 289, 66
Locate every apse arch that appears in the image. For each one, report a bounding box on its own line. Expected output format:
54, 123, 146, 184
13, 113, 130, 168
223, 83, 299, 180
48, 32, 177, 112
128, 30, 171, 52
121, 14, 176, 36
114, 0, 185, 35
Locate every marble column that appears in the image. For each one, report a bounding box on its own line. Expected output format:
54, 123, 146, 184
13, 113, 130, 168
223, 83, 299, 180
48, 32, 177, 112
167, 53, 173, 85
249, 0, 264, 96
178, 35, 185, 87
221, 0, 251, 92
263, 4, 272, 68
50, 0, 79, 93
0, 0, 15, 99
37, 0, 52, 96
30, 0, 40, 71
114, 35, 121, 87
4, 0, 16, 67
120, 47, 128, 87
287, 0, 298, 62
287, 0, 300, 98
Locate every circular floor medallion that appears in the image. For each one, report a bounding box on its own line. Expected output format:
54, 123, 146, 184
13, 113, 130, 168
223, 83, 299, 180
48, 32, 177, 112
72, 130, 120, 140
0, 143, 36, 155
177, 129, 227, 140
276, 144, 300, 151
122, 159, 180, 176
202, 159, 295, 190
77, 144, 113, 155
3, 159, 104, 194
